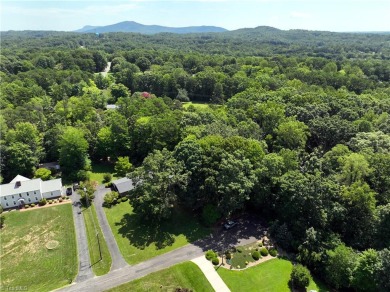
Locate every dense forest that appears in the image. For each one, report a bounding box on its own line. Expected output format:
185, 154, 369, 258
1, 28, 390, 291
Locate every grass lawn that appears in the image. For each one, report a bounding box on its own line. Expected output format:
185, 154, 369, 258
218, 258, 327, 292
104, 202, 209, 265
107, 261, 214, 292
0, 205, 77, 292
182, 101, 210, 110
89, 162, 117, 184
82, 203, 112, 276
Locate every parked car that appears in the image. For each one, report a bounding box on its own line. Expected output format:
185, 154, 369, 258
223, 220, 238, 230
66, 187, 73, 196
73, 183, 80, 191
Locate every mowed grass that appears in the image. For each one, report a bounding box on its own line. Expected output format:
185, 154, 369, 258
83, 203, 112, 275
104, 202, 209, 265
107, 261, 214, 292
218, 258, 325, 292
0, 205, 77, 291
89, 162, 117, 184
182, 101, 210, 110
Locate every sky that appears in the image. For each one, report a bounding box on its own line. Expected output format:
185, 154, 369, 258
1, 0, 389, 32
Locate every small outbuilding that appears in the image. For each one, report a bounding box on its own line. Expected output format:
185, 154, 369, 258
111, 177, 134, 196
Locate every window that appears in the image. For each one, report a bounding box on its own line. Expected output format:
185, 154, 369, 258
19, 194, 22, 197
14, 202, 16, 205
28, 198, 31, 202
34, 191, 36, 195
6, 203, 8, 206
27, 193, 29, 196
35, 197, 38, 200
12, 195, 14, 199
51, 192, 53, 196
4, 196, 6, 200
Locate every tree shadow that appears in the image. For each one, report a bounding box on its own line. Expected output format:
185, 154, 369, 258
114, 210, 209, 250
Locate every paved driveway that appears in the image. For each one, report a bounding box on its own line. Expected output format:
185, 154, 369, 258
70, 191, 93, 282
56, 211, 265, 291
93, 185, 128, 271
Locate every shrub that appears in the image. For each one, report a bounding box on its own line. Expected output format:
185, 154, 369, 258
291, 264, 311, 289
25, 205, 30, 208
105, 182, 113, 188
31, 204, 36, 207
103, 191, 119, 207
103, 173, 112, 183
225, 252, 232, 260
59, 198, 63, 202
258, 242, 263, 247
269, 248, 278, 257
34, 168, 52, 181
212, 257, 220, 265
38, 198, 47, 206
260, 247, 269, 256
252, 251, 261, 260
121, 196, 128, 202
236, 246, 244, 253
48, 200, 53, 204
0, 215, 4, 228
205, 250, 217, 261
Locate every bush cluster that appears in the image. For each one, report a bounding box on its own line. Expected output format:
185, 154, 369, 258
205, 250, 217, 260
260, 247, 269, 256
103, 191, 120, 207
38, 198, 47, 206
103, 173, 112, 183
212, 257, 220, 265
269, 248, 277, 257
252, 250, 261, 260
31, 203, 36, 207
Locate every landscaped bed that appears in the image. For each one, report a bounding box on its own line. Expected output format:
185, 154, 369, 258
0, 204, 78, 291
104, 201, 210, 265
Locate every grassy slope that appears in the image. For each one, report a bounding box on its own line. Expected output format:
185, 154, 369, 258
0, 205, 78, 291
82, 203, 112, 276
89, 162, 117, 184
104, 202, 209, 265
107, 261, 214, 292
218, 258, 325, 292
182, 101, 210, 110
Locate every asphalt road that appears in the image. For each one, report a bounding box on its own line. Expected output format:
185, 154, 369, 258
56, 211, 265, 292
93, 185, 128, 271
70, 190, 94, 282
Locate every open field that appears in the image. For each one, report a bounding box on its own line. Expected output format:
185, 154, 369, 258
217, 258, 326, 292
104, 202, 209, 265
83, 203, 112, 275
107, 261, 214, 292
89, 162, 117, 184
0, 204, 77, 292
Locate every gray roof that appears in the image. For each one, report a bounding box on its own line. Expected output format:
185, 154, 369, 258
0, 178, 41, 197
0, 175, 62, 197
10, 175, 30, 183
112, 177, 134, 194
41, 178, 62, 193
106, 104, 118, 110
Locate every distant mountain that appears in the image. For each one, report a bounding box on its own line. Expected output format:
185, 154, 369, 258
74, 21, 227, 34
74, 25, 100, 33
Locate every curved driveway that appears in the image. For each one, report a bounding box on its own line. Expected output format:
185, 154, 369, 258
93, 186, 128, 271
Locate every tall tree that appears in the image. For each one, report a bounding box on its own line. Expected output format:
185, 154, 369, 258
58, 127, 90, 181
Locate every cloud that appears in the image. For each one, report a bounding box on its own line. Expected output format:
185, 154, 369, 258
290, 11, 311, 18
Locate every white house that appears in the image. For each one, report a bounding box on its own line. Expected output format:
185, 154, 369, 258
0, 175, 62, 210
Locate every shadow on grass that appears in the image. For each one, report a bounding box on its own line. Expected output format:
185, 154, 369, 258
114, 210, 208, 250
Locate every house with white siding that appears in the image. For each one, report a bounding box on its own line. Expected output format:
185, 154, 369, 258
0, 175, 62, 210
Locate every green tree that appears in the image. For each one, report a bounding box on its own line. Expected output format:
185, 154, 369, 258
34, 168, 52, 181
325, 244, 358, 289
114, 156, 132, 177
274, 119, 310, 150
4, 142, 37, 180
339, 153, 372, 186
290, 264, 311, 289
376, 249, 390, 291
128, 149, 189, 221
352, 249, 379, 292
58, 127, 90, 181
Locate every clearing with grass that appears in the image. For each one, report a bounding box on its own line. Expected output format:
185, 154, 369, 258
104, 202, 209, 265
0, 204, 77, 292
107, 261, 214, 292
